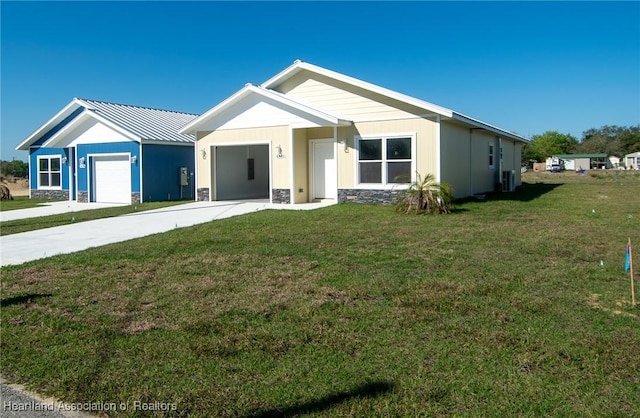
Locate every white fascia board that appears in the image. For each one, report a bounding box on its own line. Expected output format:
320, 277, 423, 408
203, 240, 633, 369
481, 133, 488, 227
140, 139, 194, 146
261, 61, 454, 119
15, 98, 84, 150
260, 60, 304, 90
180, 84, 350, 135
41, 111, 140, 148
452, 112, 529, 143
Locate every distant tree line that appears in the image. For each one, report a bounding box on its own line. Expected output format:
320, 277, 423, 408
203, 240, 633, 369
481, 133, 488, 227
523, 125, 640, 164
1, 160, 28, 178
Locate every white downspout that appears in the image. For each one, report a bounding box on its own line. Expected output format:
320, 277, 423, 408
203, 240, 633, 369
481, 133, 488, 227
138, 143, 144, 203
469, 129, 473, 196
74, 147, 78, 201
289, 125, 295, 204
67, 149, 72, 201
194, 135, 199, 201
435, 115, 441, 183
334, 125, 339, 200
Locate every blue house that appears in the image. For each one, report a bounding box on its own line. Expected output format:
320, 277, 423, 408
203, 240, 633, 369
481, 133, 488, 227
16, 98, 198, 204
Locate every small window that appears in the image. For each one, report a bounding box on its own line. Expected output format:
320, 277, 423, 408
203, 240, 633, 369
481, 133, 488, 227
489, 143, 495, 168
38, 156, 62, 189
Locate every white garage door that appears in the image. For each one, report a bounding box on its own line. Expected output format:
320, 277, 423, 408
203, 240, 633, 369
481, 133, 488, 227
93, 155, 131, 203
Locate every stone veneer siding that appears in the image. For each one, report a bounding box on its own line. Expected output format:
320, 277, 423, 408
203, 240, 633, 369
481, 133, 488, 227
30, 189, 69, 201
271, 189, 290, 204
74, 191, 140, 204
338, 189, 404, 204
197, 188, 210, 202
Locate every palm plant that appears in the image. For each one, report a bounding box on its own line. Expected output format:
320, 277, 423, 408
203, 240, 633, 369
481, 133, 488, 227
396, 173, 453, 214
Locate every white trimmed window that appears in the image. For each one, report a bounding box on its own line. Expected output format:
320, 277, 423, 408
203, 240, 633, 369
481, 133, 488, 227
357, 135, 414, 186
38, 156, 62, 189
489, 143, 495, 168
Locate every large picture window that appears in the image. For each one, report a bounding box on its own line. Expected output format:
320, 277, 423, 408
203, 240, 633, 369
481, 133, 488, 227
358, 136, 413, 185
38, 156, 62, 188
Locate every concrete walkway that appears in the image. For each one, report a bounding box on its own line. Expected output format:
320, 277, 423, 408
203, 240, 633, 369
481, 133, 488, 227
0, 200, 335, 267
1, 376, 93, 418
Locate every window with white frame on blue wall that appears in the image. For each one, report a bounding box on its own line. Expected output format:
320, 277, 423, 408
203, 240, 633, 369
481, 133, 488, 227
38, 156, 62, 188
358, 136, 413, 185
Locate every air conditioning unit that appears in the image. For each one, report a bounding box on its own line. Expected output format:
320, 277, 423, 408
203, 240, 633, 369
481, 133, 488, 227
501, 170, 515, 192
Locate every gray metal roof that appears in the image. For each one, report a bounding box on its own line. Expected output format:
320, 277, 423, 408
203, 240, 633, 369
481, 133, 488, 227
554, 153, 608, 159
77, 98, 198, 144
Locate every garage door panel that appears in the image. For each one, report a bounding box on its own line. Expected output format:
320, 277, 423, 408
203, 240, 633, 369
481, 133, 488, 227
215, 145, 269, 200
93, 155, 131, 203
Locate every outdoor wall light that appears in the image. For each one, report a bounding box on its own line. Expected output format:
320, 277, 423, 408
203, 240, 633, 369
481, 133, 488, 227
130, 155, 138, 164
79, 157, 86, 168
200, 148, 207, 160
61, 156, 68, 164
275, 144, 283, 158
341, 139, 349, 153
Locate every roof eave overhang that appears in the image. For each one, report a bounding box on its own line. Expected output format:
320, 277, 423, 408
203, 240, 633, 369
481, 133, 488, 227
140, 138, 194, 146
452, 112, 529, 143
15, 98, 86, 150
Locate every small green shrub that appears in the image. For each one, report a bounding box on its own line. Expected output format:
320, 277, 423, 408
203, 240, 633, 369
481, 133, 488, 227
396, 173, 453, 214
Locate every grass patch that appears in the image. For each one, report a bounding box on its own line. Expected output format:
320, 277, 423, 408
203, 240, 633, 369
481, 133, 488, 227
0, 196, 51, 211
0, 201, 187, 236
1, 171, 639, 416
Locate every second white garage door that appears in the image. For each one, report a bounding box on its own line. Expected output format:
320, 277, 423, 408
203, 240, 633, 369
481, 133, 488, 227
92, 155, 131, 204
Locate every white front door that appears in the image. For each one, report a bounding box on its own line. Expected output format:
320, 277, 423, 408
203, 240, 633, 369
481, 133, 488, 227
313, 141, 336, 200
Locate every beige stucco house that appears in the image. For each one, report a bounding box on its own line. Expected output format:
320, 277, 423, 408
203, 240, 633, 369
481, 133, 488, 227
180, 61, 528, 204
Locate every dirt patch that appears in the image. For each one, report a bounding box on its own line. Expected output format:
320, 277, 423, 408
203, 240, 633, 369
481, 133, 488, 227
586, 293, 638, 318
1, 177, 29, 197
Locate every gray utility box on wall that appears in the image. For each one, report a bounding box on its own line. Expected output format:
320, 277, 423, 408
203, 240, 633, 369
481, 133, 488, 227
179, 167, 188, 186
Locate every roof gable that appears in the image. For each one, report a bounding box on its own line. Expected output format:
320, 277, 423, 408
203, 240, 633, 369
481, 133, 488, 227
266, 70, 444, 122
262, 61, 454, 119
180, 84, 350, 135
262, 60, 528, 143
41, 113, 137, 148
16, 98, 198, 151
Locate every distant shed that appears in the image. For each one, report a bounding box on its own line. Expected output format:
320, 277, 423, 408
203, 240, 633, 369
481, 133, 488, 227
625, 152, 640, 169
553, 154, 609, 170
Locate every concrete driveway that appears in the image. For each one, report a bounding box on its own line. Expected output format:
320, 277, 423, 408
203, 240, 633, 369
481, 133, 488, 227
0, 201, 269, 267
0, 200, 334, 267
0, 201, 126, 222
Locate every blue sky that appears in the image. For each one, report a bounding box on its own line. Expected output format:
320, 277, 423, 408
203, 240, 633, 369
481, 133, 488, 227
2, 1, 639, 161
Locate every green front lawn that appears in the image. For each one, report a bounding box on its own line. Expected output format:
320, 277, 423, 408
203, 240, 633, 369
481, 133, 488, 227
0, 201, 188, 236
1, 171, 639, 417
0, 196, 51, 211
